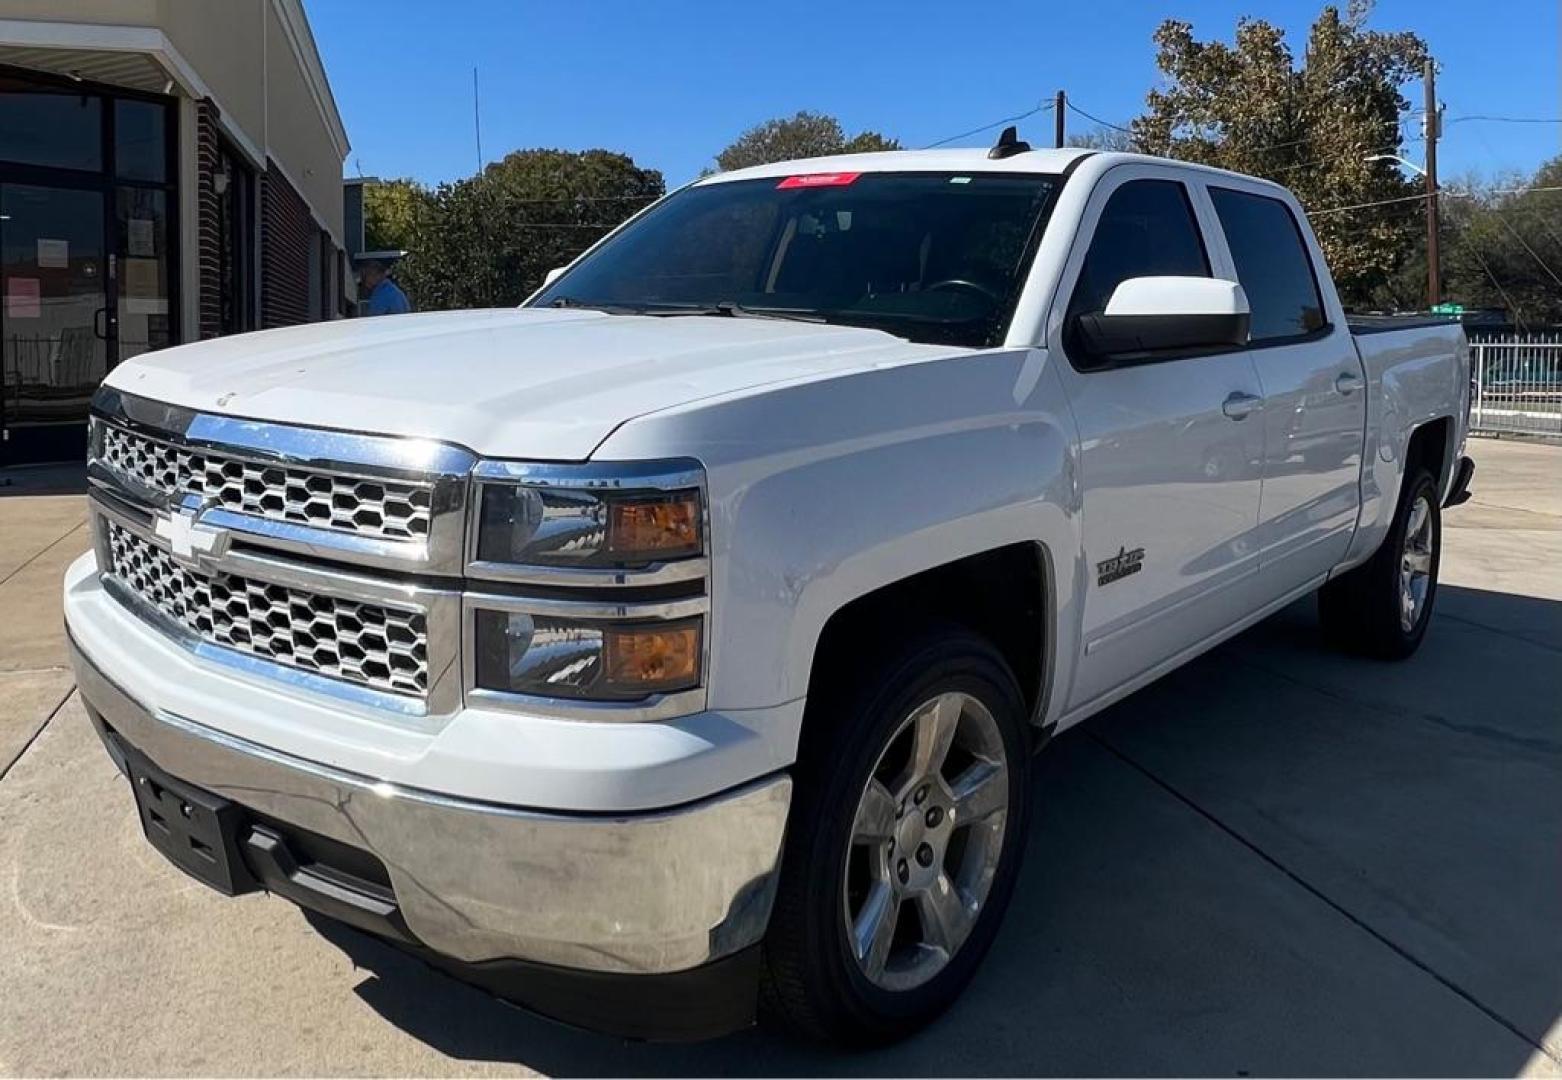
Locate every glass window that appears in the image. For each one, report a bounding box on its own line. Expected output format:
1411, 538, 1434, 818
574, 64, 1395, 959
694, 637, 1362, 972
0, 83, 101, 172
216, 144, 256, 334
532, 172, 1062, 348
116, 187, 171, 361
1067, 179, 1210, 323
115, 99, 168, 183
1209, 187, 1327, 342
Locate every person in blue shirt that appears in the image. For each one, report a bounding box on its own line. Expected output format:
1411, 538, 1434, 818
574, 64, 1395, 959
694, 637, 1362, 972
356, 256, 412, 316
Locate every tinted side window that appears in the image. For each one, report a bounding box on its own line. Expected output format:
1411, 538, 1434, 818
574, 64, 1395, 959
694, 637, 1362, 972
1067, 179, 1209, 323
1210, 187, 1327, 342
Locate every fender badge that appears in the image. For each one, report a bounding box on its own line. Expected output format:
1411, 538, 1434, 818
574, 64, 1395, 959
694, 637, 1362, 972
1096, 546, 1145, 587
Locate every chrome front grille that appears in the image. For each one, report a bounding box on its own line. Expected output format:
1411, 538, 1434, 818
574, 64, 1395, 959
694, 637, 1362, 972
105, 521, 429, 697
101, 424, 434, 541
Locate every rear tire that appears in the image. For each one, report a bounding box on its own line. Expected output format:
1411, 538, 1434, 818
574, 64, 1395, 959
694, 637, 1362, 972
1319, 467, 1441, 659
759, 627, 1031, 1046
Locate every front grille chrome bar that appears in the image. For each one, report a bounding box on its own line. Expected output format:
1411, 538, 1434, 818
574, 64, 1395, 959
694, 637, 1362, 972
90, 386, 475, 576
90, 493, 462, 717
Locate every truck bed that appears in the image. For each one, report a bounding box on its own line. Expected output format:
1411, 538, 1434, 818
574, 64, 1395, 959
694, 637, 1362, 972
1347, 314, 1462, 336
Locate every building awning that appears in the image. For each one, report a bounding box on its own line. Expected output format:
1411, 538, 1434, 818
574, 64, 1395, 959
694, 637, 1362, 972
0, 43, 171, 93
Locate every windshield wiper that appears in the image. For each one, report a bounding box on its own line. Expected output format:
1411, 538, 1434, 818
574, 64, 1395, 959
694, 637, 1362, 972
549, 296, 826, 323
547, 297, 650, 315
703, 301, 827, 324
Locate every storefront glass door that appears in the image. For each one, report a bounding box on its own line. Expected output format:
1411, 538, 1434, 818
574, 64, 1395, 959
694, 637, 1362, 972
0, 182, 109, 465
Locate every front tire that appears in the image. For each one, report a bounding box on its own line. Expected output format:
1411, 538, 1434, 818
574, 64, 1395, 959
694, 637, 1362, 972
760, 627, 1032, 1045
1319, 467, 1442, 659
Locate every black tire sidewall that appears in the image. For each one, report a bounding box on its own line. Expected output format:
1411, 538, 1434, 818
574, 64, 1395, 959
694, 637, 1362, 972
1319, 465, 1444, 658
766, 629, 1032, 1042
1383, 469, 1442, 650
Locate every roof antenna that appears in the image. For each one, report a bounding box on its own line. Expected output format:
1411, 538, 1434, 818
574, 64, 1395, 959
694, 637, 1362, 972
988, 125, 1031, 160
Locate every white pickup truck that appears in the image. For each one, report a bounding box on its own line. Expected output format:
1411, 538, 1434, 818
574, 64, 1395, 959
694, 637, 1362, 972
65, 139, 1473, 1044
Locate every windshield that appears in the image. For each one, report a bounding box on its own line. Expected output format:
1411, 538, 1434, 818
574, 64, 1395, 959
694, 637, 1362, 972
530, 172, 1062, 347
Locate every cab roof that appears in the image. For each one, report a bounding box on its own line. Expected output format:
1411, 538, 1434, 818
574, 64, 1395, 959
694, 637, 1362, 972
694, 146, 1294, 199
695, 147, 1097, 184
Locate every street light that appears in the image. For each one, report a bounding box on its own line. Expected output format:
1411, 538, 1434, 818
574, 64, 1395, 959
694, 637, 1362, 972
1364, 152, 1427, 178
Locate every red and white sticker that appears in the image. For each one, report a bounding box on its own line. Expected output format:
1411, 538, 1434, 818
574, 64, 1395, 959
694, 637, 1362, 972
776, 172, 861, 189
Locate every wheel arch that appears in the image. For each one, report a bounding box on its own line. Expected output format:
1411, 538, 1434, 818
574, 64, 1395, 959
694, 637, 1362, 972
1405, 414, 1454, 492
801, 542, 1057, 737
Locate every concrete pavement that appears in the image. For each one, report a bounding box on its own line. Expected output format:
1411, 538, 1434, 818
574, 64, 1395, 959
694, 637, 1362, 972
0, 440, 1558, 1076
0, 465, 88, 778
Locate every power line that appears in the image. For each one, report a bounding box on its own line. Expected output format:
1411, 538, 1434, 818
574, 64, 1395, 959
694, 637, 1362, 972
488, 194, 659, 205
1174, 116, 1412, 158
1268, 138, 1423, 175
1490, 208, 1562, 288
1446, 114, 1562, 125
1062, 99, 1135, 135
1308, 191, 1431, 216
923, 101, 1053, 149
1453, 229, 1528, 331
1303, 183, 1562, 216
1479, 183, 1562, 197
1003, 97, 1419, 156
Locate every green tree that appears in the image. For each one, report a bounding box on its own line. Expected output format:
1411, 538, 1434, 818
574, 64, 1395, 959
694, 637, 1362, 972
1132, 1, 1427, 309
1440, 157, 1562, 325
1066, 126, 1138, 152
1362, 157, 1562, 324
361, 178, 435, 253
713, 111, 900, 172
367, 150, 664, 312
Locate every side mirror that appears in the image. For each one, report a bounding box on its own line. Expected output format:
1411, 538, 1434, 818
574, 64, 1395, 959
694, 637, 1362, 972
543, 266, 567, 287
1075, 277, 1250, 364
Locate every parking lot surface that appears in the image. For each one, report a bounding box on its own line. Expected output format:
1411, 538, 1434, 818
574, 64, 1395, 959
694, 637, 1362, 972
1, 439, 1558, 1077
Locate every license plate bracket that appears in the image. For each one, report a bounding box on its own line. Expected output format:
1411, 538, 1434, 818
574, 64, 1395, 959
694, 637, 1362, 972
126, 748, 256, 896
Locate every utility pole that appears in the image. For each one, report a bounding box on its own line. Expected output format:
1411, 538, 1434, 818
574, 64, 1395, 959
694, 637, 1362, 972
1054, 90, 1066, 148
1423, 58, 1440, 308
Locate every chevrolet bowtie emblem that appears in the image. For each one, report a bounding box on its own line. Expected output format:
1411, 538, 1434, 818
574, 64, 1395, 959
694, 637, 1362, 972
154, 508, 230, 566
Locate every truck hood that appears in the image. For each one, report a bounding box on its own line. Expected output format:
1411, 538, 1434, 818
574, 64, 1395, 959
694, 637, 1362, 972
105, 308, 946, 460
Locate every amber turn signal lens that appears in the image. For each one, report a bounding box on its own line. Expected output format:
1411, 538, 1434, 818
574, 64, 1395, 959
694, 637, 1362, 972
603, 620, 702, 694
606, 492, 702, 561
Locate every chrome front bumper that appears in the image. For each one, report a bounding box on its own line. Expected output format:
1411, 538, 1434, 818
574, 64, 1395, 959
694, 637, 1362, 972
68, 632, 791, 976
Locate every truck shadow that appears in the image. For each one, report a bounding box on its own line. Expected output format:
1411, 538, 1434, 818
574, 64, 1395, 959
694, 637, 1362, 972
306, 584, 1562, 1076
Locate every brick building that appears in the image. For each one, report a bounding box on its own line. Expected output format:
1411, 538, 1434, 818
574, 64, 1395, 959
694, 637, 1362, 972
0, 0, 349, 465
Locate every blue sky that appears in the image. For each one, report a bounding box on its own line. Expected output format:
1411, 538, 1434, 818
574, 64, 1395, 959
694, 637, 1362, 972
306, 0, 1560, 189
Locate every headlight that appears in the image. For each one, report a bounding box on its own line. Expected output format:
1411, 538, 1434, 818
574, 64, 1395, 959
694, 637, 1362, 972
475, 485, 702, 566
473, 610, 702, 700
465, 460, 709, 712
471, 460, 705, 570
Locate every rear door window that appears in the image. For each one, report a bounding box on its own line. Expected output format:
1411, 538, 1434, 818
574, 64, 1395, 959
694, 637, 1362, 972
1209, 187, 1328, 342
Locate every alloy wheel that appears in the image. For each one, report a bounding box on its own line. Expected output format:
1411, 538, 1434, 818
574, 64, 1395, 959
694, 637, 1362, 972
1399, 492, 1435, 632
841, 691, 1009, 992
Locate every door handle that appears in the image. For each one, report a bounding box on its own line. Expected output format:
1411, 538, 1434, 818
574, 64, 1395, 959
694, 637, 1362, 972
1222, 391, 1262, 421
93, 307, 107, 340
1335, 371, 1364, 395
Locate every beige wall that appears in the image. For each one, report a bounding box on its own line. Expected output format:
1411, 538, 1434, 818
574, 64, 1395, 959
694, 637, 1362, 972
0, 0, 160, 24
260, 0, 343, 241
157, 0, 266, 147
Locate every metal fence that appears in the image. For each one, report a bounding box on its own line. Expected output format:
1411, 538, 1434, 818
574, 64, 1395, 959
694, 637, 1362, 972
1470, 331, 1562, 437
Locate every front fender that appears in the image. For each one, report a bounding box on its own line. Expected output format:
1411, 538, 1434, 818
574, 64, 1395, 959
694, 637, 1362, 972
596, 347, 1083, 765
